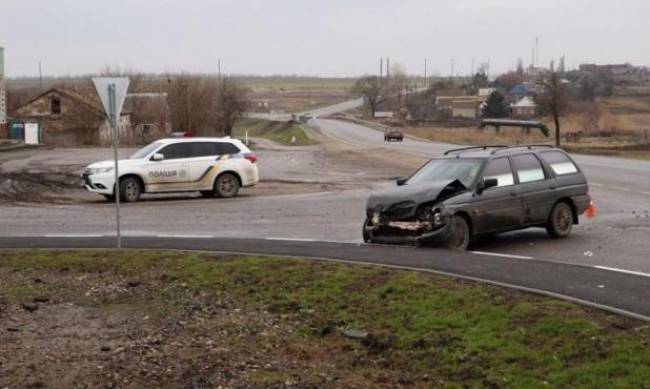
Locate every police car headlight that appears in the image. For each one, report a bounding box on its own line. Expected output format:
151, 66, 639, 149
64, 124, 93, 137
89, 167, 114, 175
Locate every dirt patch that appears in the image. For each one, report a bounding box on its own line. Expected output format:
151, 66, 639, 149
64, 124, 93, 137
0, 170, 87, 204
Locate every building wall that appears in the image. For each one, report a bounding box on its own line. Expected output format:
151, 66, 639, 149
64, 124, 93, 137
0, 46, 5, 126
13, 91, 105, 146
0, 80, 6, 125
453, 107, 477, 119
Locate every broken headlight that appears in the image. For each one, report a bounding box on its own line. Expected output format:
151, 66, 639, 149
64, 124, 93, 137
418, 206, 443, 226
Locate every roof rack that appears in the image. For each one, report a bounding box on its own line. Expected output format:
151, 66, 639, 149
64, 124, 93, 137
490, 144, 555, 155
443, 145, 508, 156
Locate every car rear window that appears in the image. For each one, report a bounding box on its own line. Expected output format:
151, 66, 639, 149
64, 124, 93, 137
540, 151, 579, 176
512, 154, 546, 183
188, 142, 241, 157
215, 142, 241, 155
482, 158, 514, 187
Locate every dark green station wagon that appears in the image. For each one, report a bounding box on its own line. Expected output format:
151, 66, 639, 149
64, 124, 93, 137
363, 145, 592, 250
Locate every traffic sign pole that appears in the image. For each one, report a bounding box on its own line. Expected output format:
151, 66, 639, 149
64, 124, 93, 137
92, 77, 129, 249
109, 83, 121, 249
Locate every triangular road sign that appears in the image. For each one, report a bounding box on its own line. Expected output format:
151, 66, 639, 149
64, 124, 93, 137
92, 77, 130, 119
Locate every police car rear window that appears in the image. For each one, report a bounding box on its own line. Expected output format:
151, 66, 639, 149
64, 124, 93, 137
540, 151, 579, 176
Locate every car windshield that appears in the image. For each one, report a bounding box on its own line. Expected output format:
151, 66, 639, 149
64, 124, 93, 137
130, 142, 163, 159
408, 159, 484, 188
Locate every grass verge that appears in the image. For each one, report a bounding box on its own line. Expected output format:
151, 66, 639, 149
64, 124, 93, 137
1, 250, 650, 388
234, 119, 318, 146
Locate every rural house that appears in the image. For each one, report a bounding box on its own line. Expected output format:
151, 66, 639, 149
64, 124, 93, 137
511, 96, 538, 118
11, 88, 131, 146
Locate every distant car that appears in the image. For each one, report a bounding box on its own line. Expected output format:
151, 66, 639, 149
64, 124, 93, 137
384, 128, 404, 142
82, 138, 259, 202
363, 145, 592, 250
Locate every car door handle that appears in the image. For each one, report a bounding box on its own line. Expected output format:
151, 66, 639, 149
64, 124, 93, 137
549, 186, 557, 190
510, 191, 518, 197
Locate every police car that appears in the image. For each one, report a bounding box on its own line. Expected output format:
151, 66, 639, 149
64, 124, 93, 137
82, 137, 259, 202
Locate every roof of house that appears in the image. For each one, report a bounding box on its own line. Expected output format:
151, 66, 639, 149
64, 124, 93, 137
512, 96, 537, 108
12, 87, 105, 117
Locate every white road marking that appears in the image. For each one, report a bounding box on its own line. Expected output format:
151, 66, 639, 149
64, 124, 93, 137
44, 234, 105, 238
155, 234, 215, 239
471, 251, 535, 260
594, 266, 650, 278
265, 237, 318, 242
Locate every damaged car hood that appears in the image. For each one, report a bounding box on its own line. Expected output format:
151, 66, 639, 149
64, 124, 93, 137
367, 180, 467, 210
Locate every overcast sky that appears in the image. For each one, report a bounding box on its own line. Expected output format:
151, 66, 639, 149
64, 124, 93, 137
1, 0, 649, 78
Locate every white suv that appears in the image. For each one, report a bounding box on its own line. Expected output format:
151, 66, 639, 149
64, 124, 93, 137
82, 137, 259, 202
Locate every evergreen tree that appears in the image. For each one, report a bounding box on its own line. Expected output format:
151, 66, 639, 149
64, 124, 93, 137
483, 91, 510, 118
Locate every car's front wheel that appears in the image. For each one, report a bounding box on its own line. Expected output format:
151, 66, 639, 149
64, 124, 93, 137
546, 201, 574, 238
448, 215, 471, 250
119, 177, 142, 202
214, 173, 240, 198
362, 218, 371, 243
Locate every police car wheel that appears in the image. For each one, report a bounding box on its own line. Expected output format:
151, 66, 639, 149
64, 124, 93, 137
119, 177, 142, 202
214, 173, 240, 198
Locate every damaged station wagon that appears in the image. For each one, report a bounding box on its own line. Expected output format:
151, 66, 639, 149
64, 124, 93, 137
363, 145, 592, 250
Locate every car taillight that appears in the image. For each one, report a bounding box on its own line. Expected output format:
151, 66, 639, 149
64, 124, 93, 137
244, 153, 258, 164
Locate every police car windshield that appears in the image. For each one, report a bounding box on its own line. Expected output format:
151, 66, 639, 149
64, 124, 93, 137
408, 159, 483, 188
130, 142, 164, 159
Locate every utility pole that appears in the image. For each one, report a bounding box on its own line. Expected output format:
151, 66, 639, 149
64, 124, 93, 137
424, 58, 427, 88
451, 58, 454, 79
386, 58, 390, 80
380, 57, 383, 80
38, 62, 43, 92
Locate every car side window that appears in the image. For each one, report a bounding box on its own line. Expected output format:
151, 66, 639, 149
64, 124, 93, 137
190, 142, 218, 158
512, 154, 546, 183
158, 143, 192, 160
540, 151, 579, 176
482, 158, 514, 187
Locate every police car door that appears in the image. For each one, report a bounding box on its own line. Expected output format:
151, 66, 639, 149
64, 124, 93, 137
144, 143, 191, 192
188, 142, 221, 190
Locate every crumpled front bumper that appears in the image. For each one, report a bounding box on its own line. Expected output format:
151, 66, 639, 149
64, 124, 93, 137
364, 219, 453, 245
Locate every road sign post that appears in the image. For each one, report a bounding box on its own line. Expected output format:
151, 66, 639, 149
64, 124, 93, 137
92, 77, 130, 249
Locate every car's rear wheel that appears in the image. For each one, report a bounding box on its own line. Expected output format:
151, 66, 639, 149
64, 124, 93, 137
214, 173, 240, 198
119, 177, 142, 203
546, 201, 574, 238
448, 215, 471, 250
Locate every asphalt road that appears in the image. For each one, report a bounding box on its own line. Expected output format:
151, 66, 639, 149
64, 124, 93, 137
1, 104, 649, 319
1, 117, 649, 272
1, 236, 649, 321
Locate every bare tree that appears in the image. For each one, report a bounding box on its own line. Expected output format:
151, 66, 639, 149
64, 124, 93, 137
166, 73, 217, 135
215, 77, 250, 137
538, 70, 571, 146
351, 76, 383, 117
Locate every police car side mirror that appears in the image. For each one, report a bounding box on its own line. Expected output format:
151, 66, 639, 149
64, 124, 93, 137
396, 177, 408, 186
151, 153, 164, 162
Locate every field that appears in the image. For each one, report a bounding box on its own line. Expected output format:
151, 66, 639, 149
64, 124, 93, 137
243, 77, 356, 114
2, 250, 650, 388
